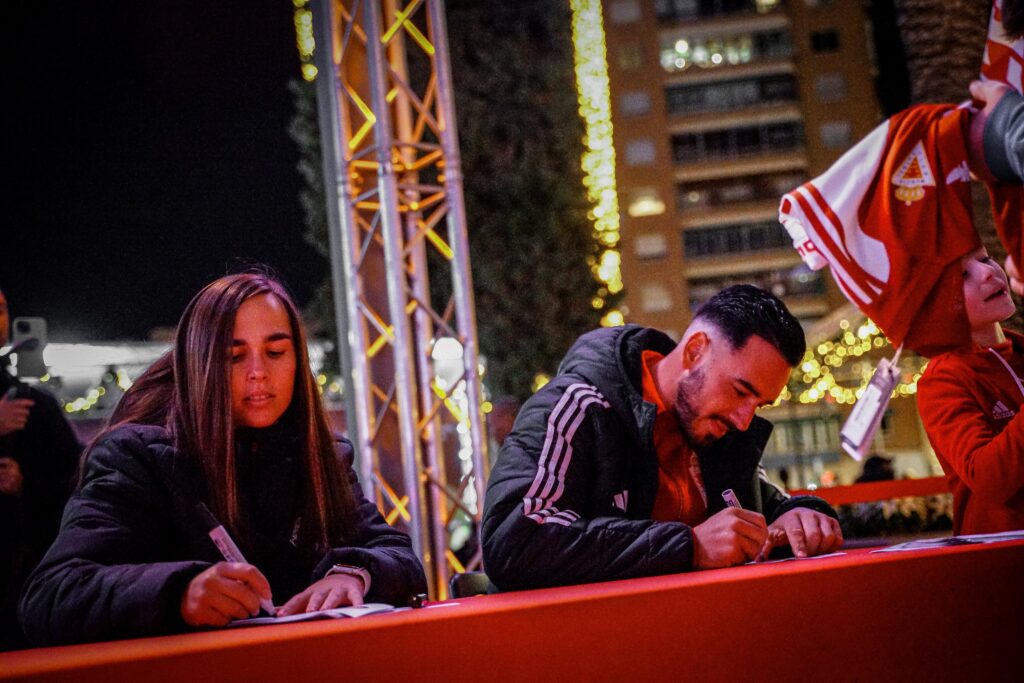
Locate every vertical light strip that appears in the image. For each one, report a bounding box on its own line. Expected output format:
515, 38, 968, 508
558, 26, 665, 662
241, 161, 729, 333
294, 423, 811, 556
293, 0, 318, 81
570, 0, 623, 327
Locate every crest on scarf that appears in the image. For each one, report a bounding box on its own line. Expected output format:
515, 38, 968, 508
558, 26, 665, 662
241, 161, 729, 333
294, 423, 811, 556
891, 141, 935, 205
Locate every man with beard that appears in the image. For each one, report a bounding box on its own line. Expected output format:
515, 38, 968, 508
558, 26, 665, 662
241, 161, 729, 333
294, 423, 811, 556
482, 285, 841, 590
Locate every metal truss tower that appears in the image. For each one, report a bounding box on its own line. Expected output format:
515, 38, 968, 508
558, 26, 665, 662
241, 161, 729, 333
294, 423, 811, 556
311, 0, 488, 598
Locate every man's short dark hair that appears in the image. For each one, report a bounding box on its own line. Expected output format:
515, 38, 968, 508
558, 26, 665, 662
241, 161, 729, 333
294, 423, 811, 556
693, 284, 806, 366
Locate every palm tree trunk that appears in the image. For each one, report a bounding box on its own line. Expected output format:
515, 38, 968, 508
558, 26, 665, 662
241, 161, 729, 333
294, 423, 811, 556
894, 0, 991, 104
894, 0, 1022, 324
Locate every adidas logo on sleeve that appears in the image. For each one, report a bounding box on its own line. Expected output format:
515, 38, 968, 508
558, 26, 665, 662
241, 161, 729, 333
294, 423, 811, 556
992, 400, 1016, 421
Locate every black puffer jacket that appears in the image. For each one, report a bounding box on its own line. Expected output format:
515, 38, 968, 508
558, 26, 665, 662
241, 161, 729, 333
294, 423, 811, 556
1, 371, 80, 650
19, 423, 426, 646
482, 325, 836, 591
984, 88, 1023, 182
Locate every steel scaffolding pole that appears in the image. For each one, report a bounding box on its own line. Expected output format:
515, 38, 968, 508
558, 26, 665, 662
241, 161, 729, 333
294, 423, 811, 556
310, 0, 376, 495
310, 0, 489, 598
427, 0, 489, 517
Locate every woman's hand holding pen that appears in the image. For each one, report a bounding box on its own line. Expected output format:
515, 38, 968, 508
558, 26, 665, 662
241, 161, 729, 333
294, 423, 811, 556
180, 562, 274, 627
277, 574, 365, 616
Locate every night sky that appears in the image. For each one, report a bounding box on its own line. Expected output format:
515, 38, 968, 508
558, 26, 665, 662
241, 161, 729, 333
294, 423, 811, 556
5, 1, 321, 341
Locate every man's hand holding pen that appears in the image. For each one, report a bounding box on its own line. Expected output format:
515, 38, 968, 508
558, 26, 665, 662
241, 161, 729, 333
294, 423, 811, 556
691, 507, 769, 569
699, 489, 843, 567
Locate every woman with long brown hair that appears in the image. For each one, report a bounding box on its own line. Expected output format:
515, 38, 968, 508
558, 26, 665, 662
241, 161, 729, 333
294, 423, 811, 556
19, 273, 426, 645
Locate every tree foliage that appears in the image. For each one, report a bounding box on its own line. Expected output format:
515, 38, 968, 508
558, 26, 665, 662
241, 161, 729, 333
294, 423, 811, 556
286, 78, 336, 342
445, 0, 604, 398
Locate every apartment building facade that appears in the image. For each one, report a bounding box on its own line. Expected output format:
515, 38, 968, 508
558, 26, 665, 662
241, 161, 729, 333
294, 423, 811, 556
599, 0, 937, 485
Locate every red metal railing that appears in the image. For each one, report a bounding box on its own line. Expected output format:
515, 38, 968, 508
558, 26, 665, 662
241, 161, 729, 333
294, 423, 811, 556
789, 476, 949, 506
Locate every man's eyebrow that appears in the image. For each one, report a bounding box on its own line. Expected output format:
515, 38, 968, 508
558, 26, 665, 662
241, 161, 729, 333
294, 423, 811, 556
735, 378, 765, 400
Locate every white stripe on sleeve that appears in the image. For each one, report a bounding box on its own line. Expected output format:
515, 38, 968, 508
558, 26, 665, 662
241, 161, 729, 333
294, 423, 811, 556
522, 383, 609, 524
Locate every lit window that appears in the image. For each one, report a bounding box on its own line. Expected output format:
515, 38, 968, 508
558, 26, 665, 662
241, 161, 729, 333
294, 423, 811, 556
640, 284, 673, 313
659, 29, 789, 74
678, 188, 709, 209
717, 182, 755, 203
625, 138, 657, 166
820, 120, 852, 150
627, 188, 666, 217
608, 0, 641, 24
619, 91, 651, 118
634, 233, 668, 259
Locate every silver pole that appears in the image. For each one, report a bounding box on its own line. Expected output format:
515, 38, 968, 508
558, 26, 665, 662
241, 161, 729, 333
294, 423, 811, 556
382, 0, 450, 594
309, 0, 490, 595
311, 0, 375, 494
427, 0, 490, 511
362, 0, 430, 573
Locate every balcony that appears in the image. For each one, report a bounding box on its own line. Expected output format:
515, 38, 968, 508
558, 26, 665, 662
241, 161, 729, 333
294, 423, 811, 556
654, 0, 785, 24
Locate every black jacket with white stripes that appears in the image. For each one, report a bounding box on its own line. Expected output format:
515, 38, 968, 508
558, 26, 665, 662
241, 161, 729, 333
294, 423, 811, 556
482, 324, 836, 591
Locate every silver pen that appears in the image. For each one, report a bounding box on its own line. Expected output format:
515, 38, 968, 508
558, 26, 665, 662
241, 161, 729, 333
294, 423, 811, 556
196, 502, 275, 615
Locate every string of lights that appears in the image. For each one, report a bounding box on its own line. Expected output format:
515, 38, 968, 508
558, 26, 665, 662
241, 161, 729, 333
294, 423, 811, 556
781, 318, 928, 406
58, 371, 347, 416
570, 0, 623, 328
60, 370, 133, 414
293, 0, 318, 82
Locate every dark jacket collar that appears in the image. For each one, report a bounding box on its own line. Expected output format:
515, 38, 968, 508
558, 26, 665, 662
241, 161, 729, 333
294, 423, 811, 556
557, 324, 773, 454
558, 325, 776, 515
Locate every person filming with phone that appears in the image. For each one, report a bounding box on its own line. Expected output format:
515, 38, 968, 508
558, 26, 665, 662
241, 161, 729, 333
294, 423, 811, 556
0, 287, 81, 650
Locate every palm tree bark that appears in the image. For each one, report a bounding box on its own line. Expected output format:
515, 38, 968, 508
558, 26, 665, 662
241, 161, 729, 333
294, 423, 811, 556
893, 0, 1022, 326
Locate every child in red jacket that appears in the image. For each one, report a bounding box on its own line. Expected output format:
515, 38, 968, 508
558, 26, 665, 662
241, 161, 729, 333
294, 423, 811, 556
918, 247, 1024, 534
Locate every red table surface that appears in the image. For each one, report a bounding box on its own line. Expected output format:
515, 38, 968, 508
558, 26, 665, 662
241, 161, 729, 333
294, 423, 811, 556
2, 542, 1022, 682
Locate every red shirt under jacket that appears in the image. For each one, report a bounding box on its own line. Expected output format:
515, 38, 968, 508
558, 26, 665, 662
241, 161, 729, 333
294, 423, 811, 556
918, 330, 1024, 534
640, 350, 708, 527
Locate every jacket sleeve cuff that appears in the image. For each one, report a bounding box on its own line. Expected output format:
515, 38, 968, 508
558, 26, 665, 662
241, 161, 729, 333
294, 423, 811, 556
984, 89, 1024, 182
767, 494, 839, 523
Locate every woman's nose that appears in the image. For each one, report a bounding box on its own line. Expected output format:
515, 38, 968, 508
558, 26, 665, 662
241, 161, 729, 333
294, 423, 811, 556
247, 357, 267, 379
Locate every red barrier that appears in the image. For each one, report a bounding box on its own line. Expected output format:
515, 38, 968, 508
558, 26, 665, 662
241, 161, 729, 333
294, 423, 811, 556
790, 476, 949, 506
3, 543, 1023, 682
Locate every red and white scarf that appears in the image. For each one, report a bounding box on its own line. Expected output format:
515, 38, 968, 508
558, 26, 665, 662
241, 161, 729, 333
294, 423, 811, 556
779, 105, 1022, 357
982, 0, 1024, 273
983, 0, 1023, 91
779, 4, 1023, 357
